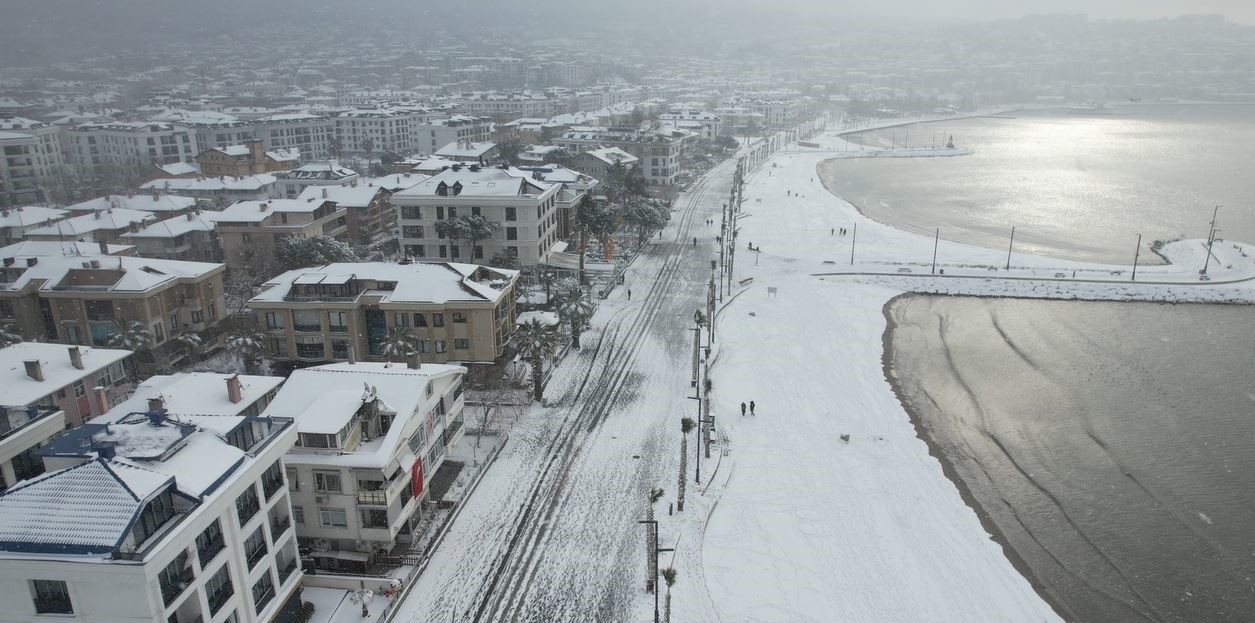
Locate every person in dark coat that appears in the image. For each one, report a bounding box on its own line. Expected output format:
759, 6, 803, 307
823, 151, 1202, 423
750, 400, 756, 416
741, 402, 747, 416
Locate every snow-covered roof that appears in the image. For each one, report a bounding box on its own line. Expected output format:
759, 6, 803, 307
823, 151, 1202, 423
519, 144, 560, 162
0, 254, 222, 294
266, 362, 464, 460
0, 130, 35, 142
516, 311, 559, 327
213, 145, 250, 157
0, 459, 173, 555
0, 240, 133, 258
0, 342, 132, 407
0, 205, 68, 229
154, 162, 200, 177
24, 208, 156, 237
120, 212, 218, 239
0, 116, 52, 131
64, 194, 196, 214
251, 261, 517, 306
583, 146, 640, 166
363, 174, 428, 192
149, 108, 240, 125
296, 183, 385, 208
267, 148, 300, 162
140, 174, 278, 193
394, 166, 552, 199
216, 199, 335, 223
434, 141, 497, 159
281, 161, 358, 180
98, 373, 284, 436
505, 165, 597, 188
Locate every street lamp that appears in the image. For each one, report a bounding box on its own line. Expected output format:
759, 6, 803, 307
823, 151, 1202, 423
637, 520, 674, 623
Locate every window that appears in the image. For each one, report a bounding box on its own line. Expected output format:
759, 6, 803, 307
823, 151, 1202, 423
405, 244, 426, 258
474, 246, 483, 259
402, 225, 424, 238
438, 245, 447, 258
286, 467, 299, 491
207, 303, 216, 320
264, 312, 284, 329
205, 564, 234, 615
505, 207, 516, 221
448, 207, 457, 219
268, 338, 288, 357
252, 572, 275, 614
360, 508, 389, 529
471, 206, 481, 216
31, 580, 72, 614
452, 312, 466, 324
169, 312, 178, 332
433, 313, 444, 327
244, 528, 267, 569
454, 338, 469, 350
153, 321, 165, 344
394, 312, 410, 327
236, 486, 260, 525
328, 311, 348, 333
72, 381, 85, 398
196, 520, 225, 565
293, 506, 304, 524
262, 461, 284, 500
506, 227, 517, 241
414, 314, 427, 327
435, 340, 446, 354
314, 471, 342, 493
435, 206, 444, 220
318, 507, 348, 528
191, 310, 203, 323
401, 206, 422, 220
450, 245, 460, 259
133, 490, 177, 545
158, 550, 192, 606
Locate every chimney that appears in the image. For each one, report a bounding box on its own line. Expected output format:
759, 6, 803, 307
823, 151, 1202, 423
68, 346, 84, 370
147, 397, 164, 412
98, 240, 110, 254
94, 211, 102, 219
226, 374, 243, 404
322, 187, 328, 198
347, 345, 356, 364
23, 360, 44, 382
91, 386, 110, 415
407, 353, 421, 370
186, 212, 195, 221
259, 202, 268, 211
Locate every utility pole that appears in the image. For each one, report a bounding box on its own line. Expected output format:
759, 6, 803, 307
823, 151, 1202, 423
1005, 226, 1016, 270
1131, 233, 1141, 281
687, 393, 702, 484
638, 520, 674, 623
850, 223, 857, 265
1202, 205, 1221, 275
931, 228, 940, 274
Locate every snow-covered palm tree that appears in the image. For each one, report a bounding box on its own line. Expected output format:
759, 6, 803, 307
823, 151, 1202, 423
175, 331, 203, 365
0, 323, 23, 348
225, 329, 267, 375
677, 417, 695, 511
661, 567, 678, 623
106, 320, 154, 352
516, 318, 559, 402
555, 288, 595, 349
380, 327, 418, 362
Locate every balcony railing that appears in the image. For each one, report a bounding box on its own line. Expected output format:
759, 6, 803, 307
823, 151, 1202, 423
253, 585, 275, 613
237, 499, 260, 525
0, 405, 59, 441
197, 536, 225, 566
207, 585, 234, 615
270, 515, 291, 539
292, 323, 322, 332
160, 574, 193, 607
278, 558, 298, 584
262, 475, 284, 500
328, 324, 348, 334
245, 544, 267, 569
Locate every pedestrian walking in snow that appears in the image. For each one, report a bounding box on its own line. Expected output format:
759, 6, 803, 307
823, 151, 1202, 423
830, 228, 834, 235
627, 289, 631, 300
750, 401, 756, 416
692, 237, 697, 247
741, 402, 747, 416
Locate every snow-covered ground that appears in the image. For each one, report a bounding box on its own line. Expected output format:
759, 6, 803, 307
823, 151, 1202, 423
387, 123, 1250, 623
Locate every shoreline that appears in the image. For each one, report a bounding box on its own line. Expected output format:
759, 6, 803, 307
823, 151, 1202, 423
879, 292, 1075, 622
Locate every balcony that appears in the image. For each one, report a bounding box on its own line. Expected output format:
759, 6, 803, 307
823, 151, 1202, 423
292, 323, 322, 332
0, 405, 59, 442
328, 324, 348, 334
160, 574, 193, 607
278, 558, 298, 584
356, 490, 388, 505
196, 536, 225, 566
245, 543, 267, 569
270, 514, 291, 539
253, 584, 275, 613
262, 474, 284, 501
207, 585, 234, 615
237, 498, 260, 526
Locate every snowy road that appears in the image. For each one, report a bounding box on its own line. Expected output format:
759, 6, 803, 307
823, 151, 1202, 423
392, 157, 736, 622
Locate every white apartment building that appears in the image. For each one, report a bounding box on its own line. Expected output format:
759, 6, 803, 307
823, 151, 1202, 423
265, 362, 465, 572
23, 207, 157, 244
393, 164, 562, 265
65, 122, 198, 189
254, 113, 334, 160
0, 116, 66, 206
140, 174, 283, 204
659, 109, 723, 139
274, 162, 360, 199
412, 115, 493, 156
0, 373, 300, 623
335, 107, 434, 155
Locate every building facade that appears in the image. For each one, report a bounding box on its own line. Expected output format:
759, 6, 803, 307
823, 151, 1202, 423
213, 199, 347, 277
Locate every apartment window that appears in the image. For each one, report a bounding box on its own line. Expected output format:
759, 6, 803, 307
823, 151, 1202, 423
401, 206, 422, 220
506, 227, 517, 241
438, 245, 447, 258
169, 312, 178, 332
286, 467, 299, 491
405, 244, 426, 258
133, 490, 177, 545
268, 338, 288, 357
191, 310, 203, 323
208, 303, 216, 320
454, 338, 469, 350
196, 520, 225, 566
314, 471, 342, 493
264, 312, 284, 329
402, 225, 424, 238
417, 340, 429, 354
450, 245, 460, 259
318, 507, 348, 528
293, 310, 320, 331
435, 206, 444, 220
448, 207, 457, 219
293, 506, 304, 525
395, 312, 410, 327
328, 311, 349, 333
433, 313, 444, 327
414, 313, 428, 327
295, 337, 324, 359
360, 508, 389, 529
205, 564, 234, 616
435, 340, 446, 354
244, 528, 267, 569
72, 381, 85, 398
31, 580, 72, 614
153, 321, 165, 344
252, 572, 275, 614
505, 207, 516, 221
452, 312, 467, 324
158, 550, 192, 606
471, 206, 481, 216
474, 246, 483, 259
236, 486, 260, 525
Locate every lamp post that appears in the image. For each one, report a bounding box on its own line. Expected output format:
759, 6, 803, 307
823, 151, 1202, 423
1006, 226, 1015, 270
1202, 206, 1221, 275
931, 228, 940, 274
686, 394, 702, 483
1131, 233, 1141, 281
637, 520, 674, 623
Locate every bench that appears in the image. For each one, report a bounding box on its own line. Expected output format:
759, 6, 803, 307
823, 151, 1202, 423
739, 277, 754, 286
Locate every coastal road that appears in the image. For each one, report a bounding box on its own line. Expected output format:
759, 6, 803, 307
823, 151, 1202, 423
391, 157, 734, 622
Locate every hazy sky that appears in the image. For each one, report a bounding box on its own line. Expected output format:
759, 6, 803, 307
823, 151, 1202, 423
654, 0, 1255, 24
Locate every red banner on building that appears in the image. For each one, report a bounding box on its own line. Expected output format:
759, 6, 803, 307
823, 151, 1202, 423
412, 458, 424, 498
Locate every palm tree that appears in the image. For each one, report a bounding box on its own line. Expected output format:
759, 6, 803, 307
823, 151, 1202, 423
328, 136, 344, 160
0, 323, 23, 348
361, 137, 375, 164
516, 318, 559, 402
225, 329, 267, 375
661, 567, 678, 623
107, 320, 155, 375
380, 327, 418, 362
677, 417, 695, 511
461, 214, 500, 262
555, 288, 594, 349
434, 218, 467, 261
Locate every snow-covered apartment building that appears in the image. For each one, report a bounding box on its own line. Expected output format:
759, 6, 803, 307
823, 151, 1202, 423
393, 164, 563, 264
554, 127, 684, 186
0, 116, 66, 206
248, 261, 518, 366
412, 115, 493, 156
0, 206, 69, 246
335, 106, 435, 155
212, 199, 346, 276
0, 372, 300, 623
65, 122, 197, 189
264, 362, 466, 572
